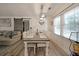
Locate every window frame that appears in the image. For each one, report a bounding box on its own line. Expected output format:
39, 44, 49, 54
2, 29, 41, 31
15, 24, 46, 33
53, 6, 79, 42
54, 16, 61, 35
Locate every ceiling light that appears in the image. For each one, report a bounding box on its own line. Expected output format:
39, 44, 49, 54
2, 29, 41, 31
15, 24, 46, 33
40, 17, 43, 20
41, 14, 45, 18
39, 20, 45, 25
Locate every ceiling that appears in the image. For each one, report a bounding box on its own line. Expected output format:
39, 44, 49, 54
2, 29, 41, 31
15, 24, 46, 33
0, 3, 35, 17
0, 3, 73, 18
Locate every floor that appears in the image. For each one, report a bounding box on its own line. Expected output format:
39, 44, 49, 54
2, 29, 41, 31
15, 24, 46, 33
48, 41, 67, 56
19, 32, 68, 56
19, 41, 68, 56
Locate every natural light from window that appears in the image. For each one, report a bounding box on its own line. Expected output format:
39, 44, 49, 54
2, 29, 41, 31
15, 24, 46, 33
53, 6, 79, 42
54, 16, 60, 35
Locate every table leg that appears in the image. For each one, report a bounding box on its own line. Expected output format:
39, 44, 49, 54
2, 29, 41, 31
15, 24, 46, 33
24, 42, 28, 56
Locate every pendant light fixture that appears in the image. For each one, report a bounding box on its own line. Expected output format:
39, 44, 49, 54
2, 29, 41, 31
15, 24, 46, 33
39, 4, 52, 25
39, 4, 45, 25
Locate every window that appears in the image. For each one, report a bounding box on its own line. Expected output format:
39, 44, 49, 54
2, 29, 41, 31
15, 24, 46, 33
54, 16, 60, 35
63, 9, 75, 38
53, 6, 79, 42
63, 7, 79, 42
74, 7, 79, 42
75, 7, 79, 32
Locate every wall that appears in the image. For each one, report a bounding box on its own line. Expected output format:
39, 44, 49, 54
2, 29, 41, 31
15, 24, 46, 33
45, 4, 79, 55
46, 31, 71, 55
0, 17, 14, 31
45, 17, 71, 55
37, 18, 48, 32
25, 17, 48, 36
23, 17, 38, 35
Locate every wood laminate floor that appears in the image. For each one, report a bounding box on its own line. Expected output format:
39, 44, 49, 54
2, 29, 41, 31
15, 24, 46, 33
19, 41, 68, 56
48, 41, 67, 56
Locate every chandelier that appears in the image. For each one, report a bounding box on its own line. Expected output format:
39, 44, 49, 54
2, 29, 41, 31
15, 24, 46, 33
39, 18, 45, 25
39, 4, 45, 25
39, 4, 51, 25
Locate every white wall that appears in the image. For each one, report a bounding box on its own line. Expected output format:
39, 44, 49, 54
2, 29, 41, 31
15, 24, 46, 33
0, 17, 14, 31
37, 18, 48, 32
45, 4, 79, 55
29, 17, 48, 34
46, 31, 71, 55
